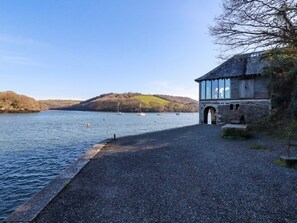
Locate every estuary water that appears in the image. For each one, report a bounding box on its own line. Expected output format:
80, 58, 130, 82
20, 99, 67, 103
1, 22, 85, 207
0, 110, 198, 220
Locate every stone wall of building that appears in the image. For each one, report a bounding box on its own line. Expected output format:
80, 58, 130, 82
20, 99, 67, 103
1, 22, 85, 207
199, 99, 271, 124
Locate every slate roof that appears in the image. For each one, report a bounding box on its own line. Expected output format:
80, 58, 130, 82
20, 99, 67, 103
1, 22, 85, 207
195, 51, 268, 82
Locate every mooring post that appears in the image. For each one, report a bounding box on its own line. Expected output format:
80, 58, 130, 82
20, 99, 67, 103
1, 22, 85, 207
114, 134, 116, 141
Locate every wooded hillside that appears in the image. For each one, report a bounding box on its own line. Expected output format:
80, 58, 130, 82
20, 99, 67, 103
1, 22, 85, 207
0, 91, 41, 113
62, 93, 198, 112
39, 100, 81, 110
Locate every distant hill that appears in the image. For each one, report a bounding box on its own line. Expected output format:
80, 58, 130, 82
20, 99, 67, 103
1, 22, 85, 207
0, 91, 41, 113
62, 93, 198, 112
39, 100, 81, 110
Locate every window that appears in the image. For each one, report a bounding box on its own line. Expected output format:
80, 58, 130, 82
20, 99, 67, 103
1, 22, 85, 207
200, 81, 205, 100
200, 78, 231, 100
225, 79, 231, 98
219, 79, 224, 99
206, 80, 211, 99
212, 80, 218, 99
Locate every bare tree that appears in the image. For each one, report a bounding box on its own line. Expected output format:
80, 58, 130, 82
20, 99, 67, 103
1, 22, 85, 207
210, 0, 297, 54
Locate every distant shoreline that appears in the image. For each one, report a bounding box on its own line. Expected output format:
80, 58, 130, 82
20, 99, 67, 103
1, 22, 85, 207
40, 93, 198, 113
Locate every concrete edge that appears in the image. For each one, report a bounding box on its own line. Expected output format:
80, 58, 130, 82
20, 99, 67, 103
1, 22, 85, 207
3, 139, 111, 223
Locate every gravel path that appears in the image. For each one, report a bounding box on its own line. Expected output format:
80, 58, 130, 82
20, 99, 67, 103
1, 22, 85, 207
34, 125, 297, 223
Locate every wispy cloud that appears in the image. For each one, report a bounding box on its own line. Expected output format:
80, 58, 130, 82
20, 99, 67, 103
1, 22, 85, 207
0, 54, 46, 67
0, 34, 49, 48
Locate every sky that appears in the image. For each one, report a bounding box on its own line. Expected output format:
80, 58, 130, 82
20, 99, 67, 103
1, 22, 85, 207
0, 0, 222, 100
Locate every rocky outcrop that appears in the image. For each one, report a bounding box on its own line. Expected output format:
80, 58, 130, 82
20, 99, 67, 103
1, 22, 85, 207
0, 91, 41, 113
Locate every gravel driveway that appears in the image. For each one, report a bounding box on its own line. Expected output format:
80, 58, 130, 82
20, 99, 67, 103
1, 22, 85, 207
34, 124, 297, 223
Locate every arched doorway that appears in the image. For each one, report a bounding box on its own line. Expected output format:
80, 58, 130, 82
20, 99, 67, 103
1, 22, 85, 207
203, 106, 217, 124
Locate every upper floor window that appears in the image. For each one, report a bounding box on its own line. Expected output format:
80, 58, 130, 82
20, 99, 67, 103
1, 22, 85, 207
200, 81, 205, 99
206, 80, 211, 99
200, 78, 231, 100
219, 79, 224, 99
212, 80, 218, 99
225, 79, 230, 98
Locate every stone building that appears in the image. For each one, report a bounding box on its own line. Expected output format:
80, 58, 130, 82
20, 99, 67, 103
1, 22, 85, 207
195, 52, 271, 124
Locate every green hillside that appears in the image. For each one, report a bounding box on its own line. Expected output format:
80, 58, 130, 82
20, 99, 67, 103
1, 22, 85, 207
64, 93, 198, 112
132, 95, 169, 105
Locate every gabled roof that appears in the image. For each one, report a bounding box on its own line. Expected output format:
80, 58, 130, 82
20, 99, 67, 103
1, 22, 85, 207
195, 51, 268, 82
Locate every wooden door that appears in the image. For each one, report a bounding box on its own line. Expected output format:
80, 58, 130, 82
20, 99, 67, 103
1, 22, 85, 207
239, 79, 254, 98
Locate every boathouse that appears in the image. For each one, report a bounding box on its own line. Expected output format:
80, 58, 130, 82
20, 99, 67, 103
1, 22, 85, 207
195, 52, 271, 124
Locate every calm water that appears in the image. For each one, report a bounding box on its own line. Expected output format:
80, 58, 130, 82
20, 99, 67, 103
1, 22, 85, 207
0, 110, 198, 220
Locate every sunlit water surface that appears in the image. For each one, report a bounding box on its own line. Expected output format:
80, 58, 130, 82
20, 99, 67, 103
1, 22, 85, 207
0, 110, 198, 220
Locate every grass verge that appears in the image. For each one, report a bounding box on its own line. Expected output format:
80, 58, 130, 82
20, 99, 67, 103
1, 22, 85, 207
274, 158, 297, 169
250, 144, 270, 150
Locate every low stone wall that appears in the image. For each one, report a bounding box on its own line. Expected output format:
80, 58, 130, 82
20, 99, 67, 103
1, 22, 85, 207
199, 99, 271, 124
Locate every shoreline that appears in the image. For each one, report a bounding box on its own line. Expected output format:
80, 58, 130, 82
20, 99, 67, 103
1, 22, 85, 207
3, 124, 198, 222
4, 140, 110, 223
4, 124, 297, 222
0, 112, 198, 221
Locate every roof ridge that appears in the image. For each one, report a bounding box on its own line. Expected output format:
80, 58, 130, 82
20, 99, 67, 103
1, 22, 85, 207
195, 51, 267, 82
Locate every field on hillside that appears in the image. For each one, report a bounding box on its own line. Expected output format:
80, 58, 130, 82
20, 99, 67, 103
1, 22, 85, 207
132, 95, 169, 105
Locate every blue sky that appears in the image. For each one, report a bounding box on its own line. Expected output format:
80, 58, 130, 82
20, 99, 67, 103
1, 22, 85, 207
0, 0, 222, 100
